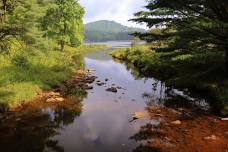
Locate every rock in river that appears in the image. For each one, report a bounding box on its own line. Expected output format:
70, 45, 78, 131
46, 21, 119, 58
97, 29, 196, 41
132, 112, 145, 120
97, 82, 106, 86
171, 120, 182, 125
106, 87, 117, 93
204, 135, 217, 140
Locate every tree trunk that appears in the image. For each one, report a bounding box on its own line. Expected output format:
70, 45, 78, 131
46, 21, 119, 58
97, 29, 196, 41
60, 40, 65, 51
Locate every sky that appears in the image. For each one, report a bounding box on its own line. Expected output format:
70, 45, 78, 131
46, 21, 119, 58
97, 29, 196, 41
79, 0, 147, 28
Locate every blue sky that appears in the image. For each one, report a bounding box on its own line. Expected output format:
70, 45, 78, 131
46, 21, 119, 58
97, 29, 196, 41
79, 0, 147, 28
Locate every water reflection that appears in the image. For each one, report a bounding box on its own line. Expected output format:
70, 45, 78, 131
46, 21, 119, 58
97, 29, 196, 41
0, 84, 85, 152
0, 41, 211, 152
0, 104, 82, 152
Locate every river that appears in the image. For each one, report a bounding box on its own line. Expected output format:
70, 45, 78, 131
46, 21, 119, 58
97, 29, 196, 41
0, 41, 214, 152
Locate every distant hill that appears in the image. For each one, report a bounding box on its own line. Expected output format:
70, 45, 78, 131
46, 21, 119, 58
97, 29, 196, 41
84, 20, 146, 42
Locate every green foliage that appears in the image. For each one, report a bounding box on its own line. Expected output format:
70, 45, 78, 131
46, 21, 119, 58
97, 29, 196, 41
131, 37, 141, 47
126, 0, 228, 115
0, 44, 107, 106
111, 44, 228, 116
85, 20, 146, 42
42, 0, 84, 50
131, 0, 228, 67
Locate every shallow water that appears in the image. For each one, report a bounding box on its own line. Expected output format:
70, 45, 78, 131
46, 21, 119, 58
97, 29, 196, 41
0, 41, 209, 152
51, 41, 167, 152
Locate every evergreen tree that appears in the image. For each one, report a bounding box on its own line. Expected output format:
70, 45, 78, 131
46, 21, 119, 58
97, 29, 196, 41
131, 0, 228, 71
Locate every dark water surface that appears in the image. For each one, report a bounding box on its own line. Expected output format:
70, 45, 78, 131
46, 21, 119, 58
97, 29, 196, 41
0, 41, 209, 152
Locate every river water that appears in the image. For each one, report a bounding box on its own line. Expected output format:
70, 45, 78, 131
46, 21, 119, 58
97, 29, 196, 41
48, 41, 165, 152
0, 41, 209, 152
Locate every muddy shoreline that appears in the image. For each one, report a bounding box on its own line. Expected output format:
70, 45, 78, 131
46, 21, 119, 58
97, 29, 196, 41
137, 106, 228, 152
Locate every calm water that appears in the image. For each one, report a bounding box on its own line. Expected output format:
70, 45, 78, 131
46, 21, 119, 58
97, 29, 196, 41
0, 41, 209, 152
52, 41, 165, 152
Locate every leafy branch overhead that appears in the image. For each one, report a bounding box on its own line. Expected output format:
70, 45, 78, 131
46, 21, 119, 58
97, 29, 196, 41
131, 0, 228, 55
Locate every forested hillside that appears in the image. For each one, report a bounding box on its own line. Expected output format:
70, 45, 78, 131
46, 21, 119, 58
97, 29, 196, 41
85, 20, 146, 42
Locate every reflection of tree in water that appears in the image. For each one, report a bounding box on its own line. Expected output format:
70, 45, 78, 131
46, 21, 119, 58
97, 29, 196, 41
143, 86, 209, 110
130, 124, 162, 152
133, 145, 161, 152
142, 81, 167, 107
118, 58, 208, 110
0, 91, 85, 152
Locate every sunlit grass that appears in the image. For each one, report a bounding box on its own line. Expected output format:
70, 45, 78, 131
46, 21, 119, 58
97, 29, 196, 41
0, 44, 108, 107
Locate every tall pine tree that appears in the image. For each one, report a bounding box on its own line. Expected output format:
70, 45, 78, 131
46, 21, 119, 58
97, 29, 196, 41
131, 0, 228, 71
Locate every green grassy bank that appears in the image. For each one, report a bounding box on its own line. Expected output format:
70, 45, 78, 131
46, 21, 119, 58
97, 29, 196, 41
0, 44, 109, 107
111, 45, 228, 116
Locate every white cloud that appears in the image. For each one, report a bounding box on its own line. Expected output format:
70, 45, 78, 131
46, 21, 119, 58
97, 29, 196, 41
79, 0, 147, 28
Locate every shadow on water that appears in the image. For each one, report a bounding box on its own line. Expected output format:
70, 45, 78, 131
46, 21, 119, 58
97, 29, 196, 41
130, 123, 162, 152
114, 58, 210, 112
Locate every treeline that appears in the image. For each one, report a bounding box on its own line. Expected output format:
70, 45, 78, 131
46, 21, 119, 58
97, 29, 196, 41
84, 31, 133, 42
0, 0, 84, 52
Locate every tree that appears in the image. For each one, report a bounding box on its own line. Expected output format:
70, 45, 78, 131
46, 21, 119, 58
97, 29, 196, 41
42, 0, 84, 51
131, 0, 228, 71
0, 0, 52, 52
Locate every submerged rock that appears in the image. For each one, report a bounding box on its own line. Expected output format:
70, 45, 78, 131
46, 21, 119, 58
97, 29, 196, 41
49, 92, 61, 97
106, 87, 117, 93
117, 86, 122, 89
84, 85, 93, 90
132, 112, 145, 120
204, 135, 217, 140
55, 97, 64, 102
86, 68, 96, 73
96, 82, 106, 86
46, 97, 64, 103
46, 98, 57, 103
221, 118, 228, 121
171, 120, 182, 125
85, 76, 96, 84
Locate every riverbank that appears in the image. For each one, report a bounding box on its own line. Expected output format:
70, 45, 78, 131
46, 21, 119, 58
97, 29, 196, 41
0, 44, 109, 109
0, 68, 98, 151
134, 106, 228, 152
111, 45, 228, 116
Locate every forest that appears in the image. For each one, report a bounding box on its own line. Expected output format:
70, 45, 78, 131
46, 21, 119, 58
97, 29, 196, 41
84, 20, 146, 42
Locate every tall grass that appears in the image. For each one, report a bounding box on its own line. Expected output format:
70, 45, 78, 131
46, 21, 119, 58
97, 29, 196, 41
0, 44, 109, 107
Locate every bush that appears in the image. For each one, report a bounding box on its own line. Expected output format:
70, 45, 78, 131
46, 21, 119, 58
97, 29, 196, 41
12, 54, 29, 68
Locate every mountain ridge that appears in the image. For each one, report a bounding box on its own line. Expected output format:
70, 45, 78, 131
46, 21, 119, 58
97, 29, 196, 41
84, 20, 146, 42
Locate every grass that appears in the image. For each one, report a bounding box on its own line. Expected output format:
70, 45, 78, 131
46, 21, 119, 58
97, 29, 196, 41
0, 44, 109, 107
111, 45, 228, 116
